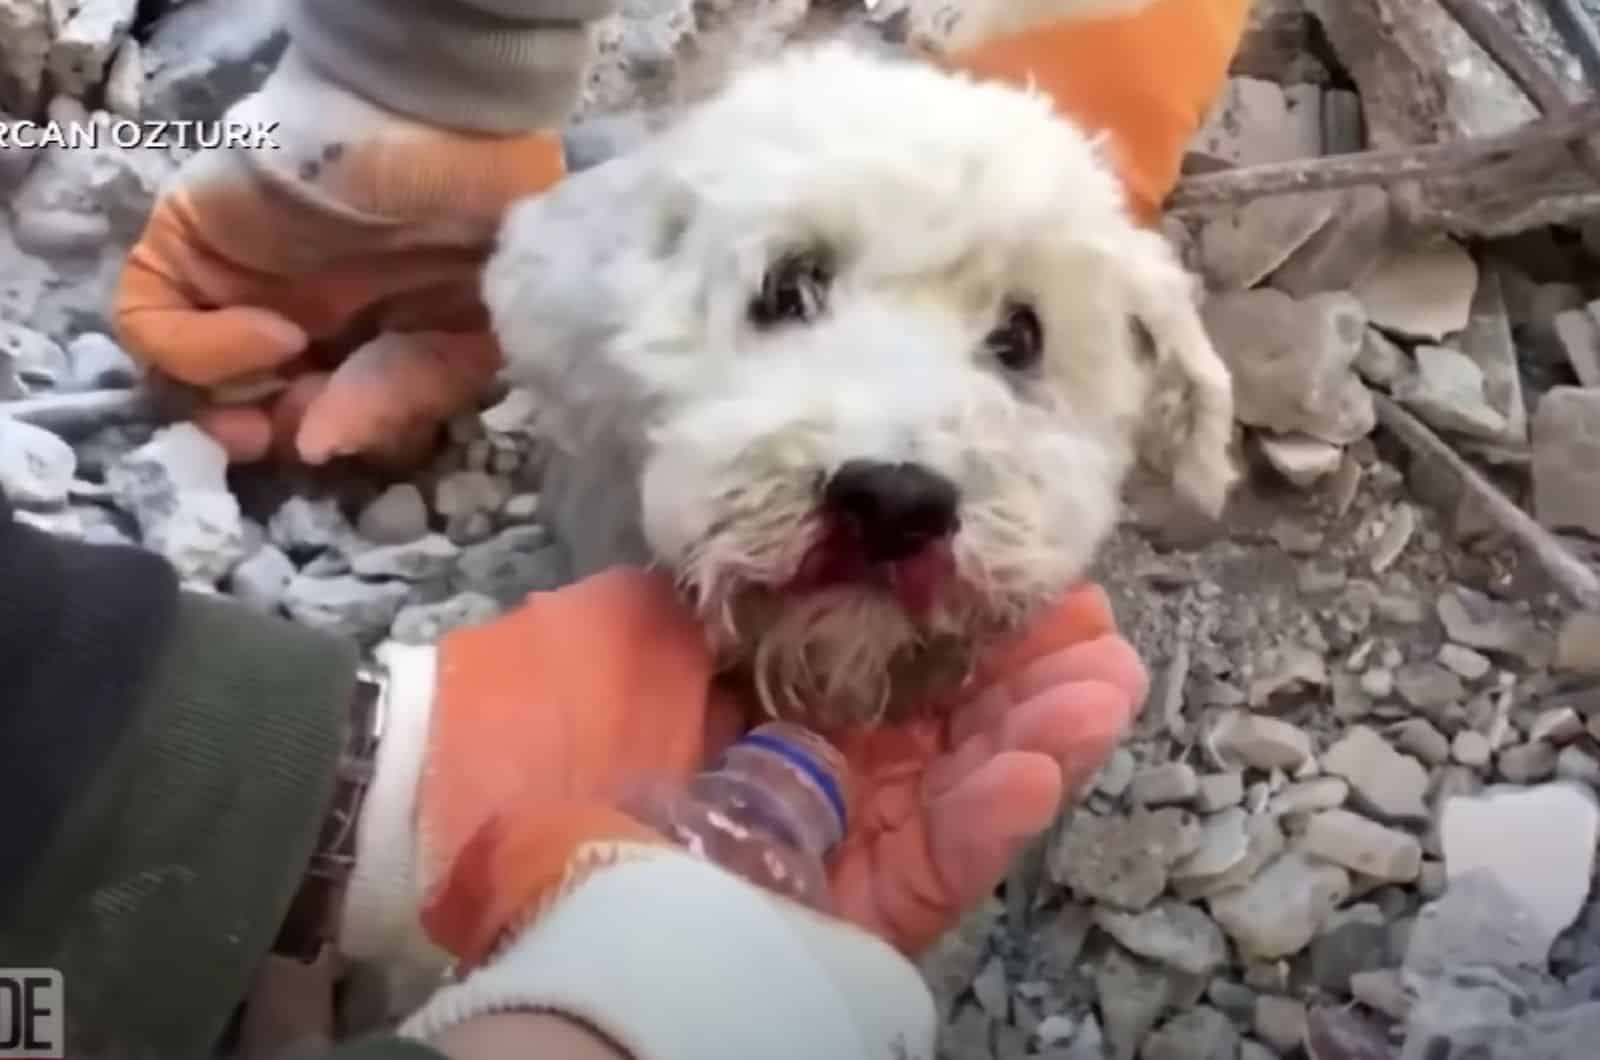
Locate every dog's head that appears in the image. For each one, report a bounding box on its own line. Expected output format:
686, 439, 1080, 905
484, 43, 1236, 726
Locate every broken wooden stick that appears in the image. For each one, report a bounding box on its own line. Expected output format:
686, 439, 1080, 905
1435, 0, 1600, 179
1167, 100, 1600, 210
1372, 393, 1600, 612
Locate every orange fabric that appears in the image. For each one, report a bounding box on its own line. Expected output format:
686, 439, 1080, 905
112, 129, 565, 465
944, 0, 1253, 224
414, 571, 1146, 963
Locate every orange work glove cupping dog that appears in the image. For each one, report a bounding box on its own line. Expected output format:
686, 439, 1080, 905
337, 570, 1144, 1056
110, 0, 612, 467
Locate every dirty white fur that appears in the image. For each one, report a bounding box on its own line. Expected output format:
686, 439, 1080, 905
483, 42, 1235, 725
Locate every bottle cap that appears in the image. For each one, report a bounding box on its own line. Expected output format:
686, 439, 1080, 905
734, 723, 850, 839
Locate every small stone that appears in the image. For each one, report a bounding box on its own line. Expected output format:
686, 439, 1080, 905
1556, 612, 1600, 674
1531, 707, 1584, 745
1496, 742, 1557, 784
1557, 746, 1600, 787
105, 424, 247, 584
1214, 711, 1313, 771
1194, 773, 1245, 813
0, 320, 68, 389
269, 496, 354, 557
1353, 239, 1478, 342
1129, 763, 1200, 807
1353, 326, 1408, 386
1253, 995, 1307, 1055
1198, 190, 1340, 291
1438, 784, 1600, 959
0, 417, 75, 508
1358, 668, 1394, 699
972, 956, 1009, 1021
1096, 747, 1137, 799
1532, 388, 1600, 537
1170, 806, 1253, 883
1321, 725, 1429, 823
501, 492, 541, 523
1092, 901, 1229, 978
1205, 979, 1256, 1024
1393, 662, 1463, 712
349, 534, 460, 583
1094, 946, 1178, 1060
1308, 903, 1387, 996
357, 484, 429, 545
1555, 302, 1600, 387
1392, 344, 1507, 440
281, 574, 409, 645
1451, 730, 1492, 768
1390, 719, 1450, 767
1367, 502, 1415, 573
1349, 969, 1413, 1022
1208, 851, 1351, 960
1140, 1006, 1239, 1060
1437, 643, 1490, 681
390, 592, 501, 645
452, 526, 566, 606
1270, 183, 1393, 297
227, 544, 294, 611
1269, 777, 1349, 818
1033, 1015, 1076, 1049
65, 332, 136, 389
1259, 432, 1343, 488
1050, 807, 1200, 912
434, 469, 510, 521
1299, 808, 1422, 882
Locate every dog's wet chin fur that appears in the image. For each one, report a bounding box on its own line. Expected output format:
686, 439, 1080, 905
483, 43, 1237, 728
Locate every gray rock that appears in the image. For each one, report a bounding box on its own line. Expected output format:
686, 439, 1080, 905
1097, 747, 1138, 799
1269, 777, 1350, 818
1208, 851, 1351, 960
140, 0, 287, 122
390, 592, 502, 645
918, 899, 998, 1021
0, 417, 75, 508
281, 574, 410, 645
1197, 190, 1339, 291
48, 0, 138, 99
1191, 77, 1322, 168
1353, 240, 1478, 342
269, 496, 355, 557
1094, 946, 1182, 1060
1454, 268, 1526, 445
1554, 301, 1600, 387
103, 37, 141, 119
1498, 742, 1558, 784
1310, 903, 1388, 996
1213, 711, 1313, 771
64, 331, 136, 389
227, 543, 294, 611
1259, 433, 1343, 488
1194, 773, 1245, 813
1237, 1042, 1278, 1060
1392, 345, 1508, 441
1436, 585, 1545, 659
105, 423, 247, 583
1140, 1006, 1239, 1060
0, 319, 69, 389
1173, 810, 1282, 899
1201, 288, 1374, 444
1349, 968, 1413, 1022
1405, 869, 1554, 976
1557, 746, 1600, 787
357, 484, 429, 545
1092, 902, 1230, 978
1437, 644, 1490, 681
1532, 387, 1600, 537
1270, 184, 1394, 297
1050, 807, 1200, 912
1391, 719, 1450, 767
349, 534, 461, 583
1307, 1005, 1398, 1060
1299, 808, 1421, 882
1129, 763, 1199, 807
452, 525, 568, 606
1394, 661, 1464, 713
0, 0, 51, 115
1354, 326, 1409, 386
1556, 613, 1600, 675
1322, 726, 1429, 823
971, 956, 1008, 1022
434, 469, 511, 521
1253, 995, 1307, 1055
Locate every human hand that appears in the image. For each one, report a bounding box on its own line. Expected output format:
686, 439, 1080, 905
111, 47, 566, 466
826, 582, 1148, 955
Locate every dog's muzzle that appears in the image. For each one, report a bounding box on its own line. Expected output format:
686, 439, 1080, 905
789, 459, 962, 614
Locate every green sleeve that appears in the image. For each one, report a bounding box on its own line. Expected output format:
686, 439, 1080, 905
0, 590, 360, 1060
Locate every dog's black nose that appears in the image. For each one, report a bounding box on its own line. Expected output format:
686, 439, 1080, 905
823, 459, 961, 563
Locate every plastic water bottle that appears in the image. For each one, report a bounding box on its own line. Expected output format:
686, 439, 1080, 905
621, 721, 852, 913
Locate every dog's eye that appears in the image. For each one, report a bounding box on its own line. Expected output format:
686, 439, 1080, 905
751, 252, 831, 326
985, 301, 1043, 372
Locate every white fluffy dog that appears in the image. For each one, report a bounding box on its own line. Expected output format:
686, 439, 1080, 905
482, 40, 1237, 727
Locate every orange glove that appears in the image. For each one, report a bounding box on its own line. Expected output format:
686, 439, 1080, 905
935, 0, 1253, 223
111, 47, 565, 467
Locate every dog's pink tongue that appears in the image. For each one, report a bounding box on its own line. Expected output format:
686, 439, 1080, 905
889, 542, 955, 616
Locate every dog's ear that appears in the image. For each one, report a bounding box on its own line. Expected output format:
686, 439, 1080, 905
1116, 232, 1239, 519
482, 149, 690, 455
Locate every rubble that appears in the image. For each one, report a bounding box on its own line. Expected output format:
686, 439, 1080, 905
1532, 387, 1600, 538
1321, 726, 1430, 823
1352, 240, 1479, 342
1208, 851, 1351, 960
